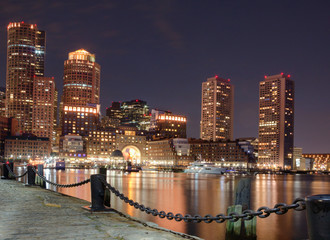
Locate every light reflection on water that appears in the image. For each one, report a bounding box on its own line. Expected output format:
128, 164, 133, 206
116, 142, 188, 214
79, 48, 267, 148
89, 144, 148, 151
16, 167, 330, 240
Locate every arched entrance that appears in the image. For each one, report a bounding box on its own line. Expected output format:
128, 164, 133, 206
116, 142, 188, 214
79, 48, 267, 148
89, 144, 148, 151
122, 145, 141, 164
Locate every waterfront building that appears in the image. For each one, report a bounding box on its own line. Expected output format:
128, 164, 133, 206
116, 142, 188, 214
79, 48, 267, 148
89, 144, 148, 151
200, 76, 234, 141
302, 153, 330, 171
147, 138, 193, 166
0, 117, 18, 157
62, 104, 100, 137
0, 87, 6, 117
149, 109, 187, 140
4, 134, 51, 162
115, 127, 147, 165
258, 73, 294, 169
32, 77, 55, 140
63, 49, 100, 106
189, 139, 255, 168
85, 129, 116, 162
6, 22, 45, 133
59, 134, 86, 166
121, 99, 150, 130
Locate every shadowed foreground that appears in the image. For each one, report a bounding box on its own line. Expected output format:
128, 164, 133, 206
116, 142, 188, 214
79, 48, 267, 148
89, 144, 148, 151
0, 179, 201, 240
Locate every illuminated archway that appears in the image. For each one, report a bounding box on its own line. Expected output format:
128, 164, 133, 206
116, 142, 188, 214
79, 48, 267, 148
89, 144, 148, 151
122, 145, 141, 164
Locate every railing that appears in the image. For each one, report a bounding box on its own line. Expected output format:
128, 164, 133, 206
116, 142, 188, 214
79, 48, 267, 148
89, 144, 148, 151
1, 163, 330, 240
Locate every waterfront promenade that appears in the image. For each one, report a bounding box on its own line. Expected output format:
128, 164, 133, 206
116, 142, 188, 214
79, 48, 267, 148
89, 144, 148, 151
0, 179, 200, 240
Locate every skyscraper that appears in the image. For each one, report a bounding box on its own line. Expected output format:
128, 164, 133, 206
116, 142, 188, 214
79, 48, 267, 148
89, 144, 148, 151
5, 22, 45, 133
61, 49, 101, 137
32, 77, 55, 139
121, 99, 150, 130
258, 73, 294, 169
200, 76, 234, 141
63, 49, 100, 106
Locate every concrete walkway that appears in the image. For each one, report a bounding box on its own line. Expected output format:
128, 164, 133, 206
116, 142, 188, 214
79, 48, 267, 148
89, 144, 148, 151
0, 179, 201, 240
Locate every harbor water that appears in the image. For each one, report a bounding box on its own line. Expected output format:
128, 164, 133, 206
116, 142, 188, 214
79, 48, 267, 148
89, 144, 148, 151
17, 168, 330, 240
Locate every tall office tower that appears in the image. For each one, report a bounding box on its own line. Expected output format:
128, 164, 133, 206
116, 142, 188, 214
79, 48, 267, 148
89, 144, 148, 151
105, 101, 122, 128
32, 77, 55, 139
121, 99, 150, 130
200, 76, 234, 141
6, 22, 45, 133
258, 73, 294, 169
63, 49, 100, 106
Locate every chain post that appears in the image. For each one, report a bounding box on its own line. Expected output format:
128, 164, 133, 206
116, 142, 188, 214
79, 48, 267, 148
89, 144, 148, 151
26, 165, 36, 186
36, 164, 46, 188
2, 163, 9, 179
82, 174, 112, 212
306, 194, 330, 240
2, 162, 14, 179
99, 167, 111, 207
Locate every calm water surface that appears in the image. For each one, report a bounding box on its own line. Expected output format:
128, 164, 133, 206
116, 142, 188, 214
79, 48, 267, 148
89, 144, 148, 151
17, 168, 330, 240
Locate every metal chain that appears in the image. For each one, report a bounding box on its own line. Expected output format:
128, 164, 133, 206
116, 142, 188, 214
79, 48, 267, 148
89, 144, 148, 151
5, 164, 28, 178
100, 177, 306, 223
32, 167, 90, 188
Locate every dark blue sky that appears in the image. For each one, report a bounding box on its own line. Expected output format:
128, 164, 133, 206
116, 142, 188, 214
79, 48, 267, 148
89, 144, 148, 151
0, 0, 329, 153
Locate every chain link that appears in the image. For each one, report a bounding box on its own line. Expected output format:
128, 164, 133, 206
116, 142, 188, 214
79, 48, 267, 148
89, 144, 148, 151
5, 164, 28, 178
100, 177, 306, 223
32, 167, 90, 188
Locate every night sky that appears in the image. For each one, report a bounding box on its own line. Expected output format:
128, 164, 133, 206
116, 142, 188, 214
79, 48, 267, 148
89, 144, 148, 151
0, 0, 329, 153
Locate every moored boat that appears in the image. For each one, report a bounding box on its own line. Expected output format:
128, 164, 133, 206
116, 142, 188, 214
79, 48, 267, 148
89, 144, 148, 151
184, 162, 226, 174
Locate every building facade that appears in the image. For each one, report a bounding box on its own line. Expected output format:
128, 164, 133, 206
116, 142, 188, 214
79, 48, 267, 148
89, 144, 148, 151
0, 87, 6, 117
149, 109, 187, 139
105, 101, 122, 128
189, 139, 255, 169
147, 138, 193, 166
258, 73, 294, 169
200, 76, 234, 141
32, 77, 55, 139
6, 22, 45, 133
85, 129, 117, 162
59, 134, 86, 166
62, 105, 100, 136
302, 153, 330, 171
4, 135, 51, 161
0, 117, 18, 157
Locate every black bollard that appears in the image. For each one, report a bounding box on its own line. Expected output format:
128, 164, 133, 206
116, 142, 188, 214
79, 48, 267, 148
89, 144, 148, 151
306, 194, 330, 240
99, 167, 107, 175
27, 165, 36, 186
2, 162, 9, 179
82, 174, 112, 212
99, 167, 111, 207
36, 164, 46, 188
2, 162, 14, 179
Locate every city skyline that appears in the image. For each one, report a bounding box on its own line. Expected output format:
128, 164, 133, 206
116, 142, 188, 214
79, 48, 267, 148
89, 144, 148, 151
0, 1, 329, 153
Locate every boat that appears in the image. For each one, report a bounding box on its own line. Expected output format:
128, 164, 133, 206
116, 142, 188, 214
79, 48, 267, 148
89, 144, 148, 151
55, 160, 65, 170
123, 165, 141, 173
184, 162, 226, 174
